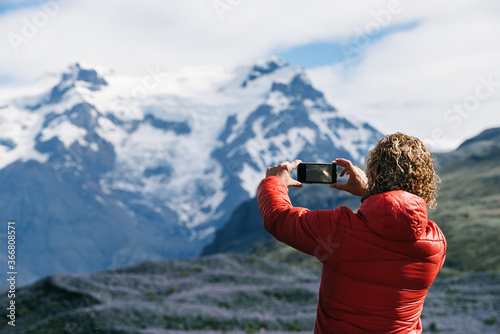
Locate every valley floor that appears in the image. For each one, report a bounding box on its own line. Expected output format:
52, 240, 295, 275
1, 254, 499, 334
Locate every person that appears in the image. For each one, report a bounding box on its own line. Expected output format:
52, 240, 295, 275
257, 133, 446, 334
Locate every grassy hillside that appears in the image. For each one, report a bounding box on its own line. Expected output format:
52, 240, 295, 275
2, 254, 319, 334
429, 127, 500, 274
2, 254, 498, 334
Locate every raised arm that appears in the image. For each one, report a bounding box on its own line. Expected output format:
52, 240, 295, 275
257, 161, 342, 262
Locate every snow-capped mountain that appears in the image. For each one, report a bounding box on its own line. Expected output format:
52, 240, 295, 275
0, 57, 383, 285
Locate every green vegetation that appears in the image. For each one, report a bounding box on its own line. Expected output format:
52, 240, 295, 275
429, 321, 440, 332
430, 133, 500, 274
0, 254, 318, 333
1, 254, 498, 333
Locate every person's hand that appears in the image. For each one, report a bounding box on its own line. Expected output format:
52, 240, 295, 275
266, 160, 303, 188
331, 158, 368, 197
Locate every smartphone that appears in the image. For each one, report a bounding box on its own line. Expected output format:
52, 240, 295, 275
297, 163, 337, 184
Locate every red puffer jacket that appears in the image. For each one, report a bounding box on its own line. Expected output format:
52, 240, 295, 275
257, 176, 447, 334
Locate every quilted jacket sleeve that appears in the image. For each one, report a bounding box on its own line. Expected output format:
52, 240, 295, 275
257, 176, 341, 262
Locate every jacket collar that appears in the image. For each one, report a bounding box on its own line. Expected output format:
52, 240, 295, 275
358, 190, 428, 241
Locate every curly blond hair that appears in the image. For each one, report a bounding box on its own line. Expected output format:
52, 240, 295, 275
365, 133, 439, 208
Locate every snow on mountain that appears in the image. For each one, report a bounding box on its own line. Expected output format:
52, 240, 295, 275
0, 57, 383, 285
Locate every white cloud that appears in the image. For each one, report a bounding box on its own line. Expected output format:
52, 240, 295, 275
307, 0, 500, 151
0, 0, 499, 150
0, 0, 413, 82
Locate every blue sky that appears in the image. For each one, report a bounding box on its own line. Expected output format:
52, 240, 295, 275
0, 0, 499, 151
0, 0, 41, 14
276, 21, 419, 68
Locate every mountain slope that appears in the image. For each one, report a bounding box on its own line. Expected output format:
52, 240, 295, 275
0, 58, 383, 285
430, 127, 500, 273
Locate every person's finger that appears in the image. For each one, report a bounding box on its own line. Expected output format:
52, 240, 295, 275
333, 158, 351, 167
331, 183, 347, 191
333, 158, 346, 166
335, 159, 354, 174
289, 179, 302, 187
279, 161, 290, 168
289, 159, 302, 170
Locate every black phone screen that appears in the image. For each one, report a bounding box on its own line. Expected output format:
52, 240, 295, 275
297, 163, 337, 184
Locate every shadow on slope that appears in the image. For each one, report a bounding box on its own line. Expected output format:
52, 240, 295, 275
202, 184, 360, 269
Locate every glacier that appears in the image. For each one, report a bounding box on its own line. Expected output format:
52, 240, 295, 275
0, 57, 383, 285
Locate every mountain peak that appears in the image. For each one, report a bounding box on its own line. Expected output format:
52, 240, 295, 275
241, 56, 289, 87
457, 127, 500, 150
270, 72, 325, 101
252, 55, 288, 70
434, 126, 500, 168
47, 63, 108, 104
64, 63, 108, 89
